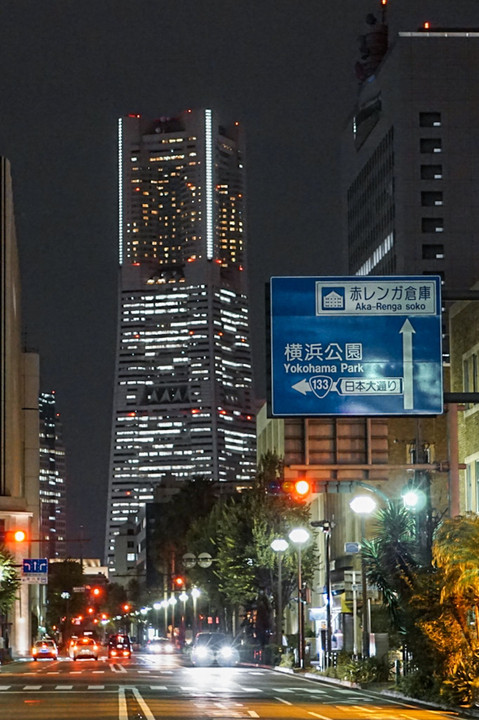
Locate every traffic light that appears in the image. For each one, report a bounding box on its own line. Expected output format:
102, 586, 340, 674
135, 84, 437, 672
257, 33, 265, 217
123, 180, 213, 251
0, 528, 27, 545
267, 478, 314, 503
173, 576, 185, 589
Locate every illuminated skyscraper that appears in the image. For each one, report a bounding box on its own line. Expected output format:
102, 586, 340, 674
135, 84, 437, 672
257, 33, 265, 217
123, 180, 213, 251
105, 110, 255, 570
38, 392, 66, 559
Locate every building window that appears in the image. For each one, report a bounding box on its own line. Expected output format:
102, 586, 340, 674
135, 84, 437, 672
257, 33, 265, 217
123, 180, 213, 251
422, 218, 444, 233
420, 138, 442, 154
421, 165, 442, 180
421, 191, 443, 207
126, 552, 136, 562
422, 244, 444, 259
466, 464, 473, 511
419, 112, 441, 127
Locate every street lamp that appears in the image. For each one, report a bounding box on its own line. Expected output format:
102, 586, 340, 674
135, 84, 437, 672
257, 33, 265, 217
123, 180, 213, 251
349, 494, 377, 658
160, 599, 169, 637
153, 602, 162, 635
179, 591, 188, 643
288, 527, 310, 668
270, 538, 289, 648
311, 520, 335, 666
191, 587, 201, 637
168, 595, 177, 642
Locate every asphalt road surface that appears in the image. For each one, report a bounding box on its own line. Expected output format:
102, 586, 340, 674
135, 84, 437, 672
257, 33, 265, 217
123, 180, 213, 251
0, 650, 467, 719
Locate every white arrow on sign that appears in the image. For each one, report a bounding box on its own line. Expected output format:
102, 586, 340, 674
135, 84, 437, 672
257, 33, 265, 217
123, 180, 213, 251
292, 379, 312, 395
400, 319, 415, 410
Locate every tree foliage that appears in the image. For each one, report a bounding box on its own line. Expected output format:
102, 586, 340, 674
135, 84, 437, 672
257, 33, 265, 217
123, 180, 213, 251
0, 547, 20, 615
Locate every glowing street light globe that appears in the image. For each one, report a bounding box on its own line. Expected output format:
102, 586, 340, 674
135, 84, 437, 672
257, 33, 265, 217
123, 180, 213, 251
349, 495, 377, 516
270, 538, 288, 553
288, 528, 310, 545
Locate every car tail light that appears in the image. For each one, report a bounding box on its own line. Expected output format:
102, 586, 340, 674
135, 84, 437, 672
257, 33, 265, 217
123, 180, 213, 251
122, 650, 130, 657
111, 649, 117, 656
93, 645, 98, 651
32, 648, 37, 655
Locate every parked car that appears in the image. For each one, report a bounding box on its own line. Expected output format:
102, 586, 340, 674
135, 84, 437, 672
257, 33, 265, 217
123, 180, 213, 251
107, 633, 132, 659
145, 637, 175, 655
70, 636, 100, 661
32, 639, 58, 661
191, 632, 239, 667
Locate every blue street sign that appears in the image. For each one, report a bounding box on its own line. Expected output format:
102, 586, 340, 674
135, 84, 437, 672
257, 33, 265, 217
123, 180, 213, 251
22, 558, 48, 574
270, 276, 443, 416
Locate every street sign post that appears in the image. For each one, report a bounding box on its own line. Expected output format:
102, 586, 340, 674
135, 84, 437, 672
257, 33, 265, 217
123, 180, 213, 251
21, 558, 48, 585
270, 276, 443, 416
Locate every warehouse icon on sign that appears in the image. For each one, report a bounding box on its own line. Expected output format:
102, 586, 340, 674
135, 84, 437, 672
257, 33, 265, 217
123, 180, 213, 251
321, 287, 345, 311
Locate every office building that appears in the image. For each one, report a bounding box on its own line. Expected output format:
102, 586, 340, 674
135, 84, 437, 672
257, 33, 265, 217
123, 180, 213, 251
105, 110, 255, 571
39, 392, 67, 559
0, 156, 41, 656
342, 21, 479, 335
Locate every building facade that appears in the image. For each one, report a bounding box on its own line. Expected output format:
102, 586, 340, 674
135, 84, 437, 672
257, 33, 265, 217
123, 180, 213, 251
39, 392, 66, 559
105, 110, 255, 571
0, 156, 41, 656
342, 25, 479, 341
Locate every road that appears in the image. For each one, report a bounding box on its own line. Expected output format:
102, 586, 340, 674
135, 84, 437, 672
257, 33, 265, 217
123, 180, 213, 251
0, 650, 467, 719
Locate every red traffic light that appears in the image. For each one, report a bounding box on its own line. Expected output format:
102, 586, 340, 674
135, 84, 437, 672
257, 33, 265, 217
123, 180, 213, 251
173, 576, 185, 588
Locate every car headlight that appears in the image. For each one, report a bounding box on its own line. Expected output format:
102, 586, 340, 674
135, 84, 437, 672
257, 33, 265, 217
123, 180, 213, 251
219, 646, 233, 658
194, 647, 211, 659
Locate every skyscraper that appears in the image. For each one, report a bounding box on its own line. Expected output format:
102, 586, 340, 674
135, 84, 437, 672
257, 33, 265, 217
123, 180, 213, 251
39, 392, 66, 559
105, 110, 255, 570
342, 22, 479, 320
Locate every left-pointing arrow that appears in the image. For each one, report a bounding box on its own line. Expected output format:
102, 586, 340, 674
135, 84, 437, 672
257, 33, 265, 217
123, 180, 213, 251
292, 379, 311, 395
400, 319, 415, 409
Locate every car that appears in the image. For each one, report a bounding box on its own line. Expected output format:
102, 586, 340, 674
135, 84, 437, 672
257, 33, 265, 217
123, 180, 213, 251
191, 632, 239, 667
32, 639, 58, 661
145, 637, 175, 655
70, 636, 100, 661
107, 633, 132, 659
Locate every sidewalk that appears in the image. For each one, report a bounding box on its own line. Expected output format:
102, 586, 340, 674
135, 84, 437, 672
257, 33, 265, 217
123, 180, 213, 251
273, 665, 479, 719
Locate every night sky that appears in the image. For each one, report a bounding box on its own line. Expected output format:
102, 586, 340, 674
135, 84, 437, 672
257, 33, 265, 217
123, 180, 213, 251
3, 1, 479, 558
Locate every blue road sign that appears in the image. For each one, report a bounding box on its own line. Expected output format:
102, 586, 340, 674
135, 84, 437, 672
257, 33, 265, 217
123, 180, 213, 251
270, 276, 443, 416
22, 558, 48, 574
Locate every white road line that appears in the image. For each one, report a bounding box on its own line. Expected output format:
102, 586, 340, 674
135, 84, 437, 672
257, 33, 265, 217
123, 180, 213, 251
149, 685, 168, 690
137, 670, 150, 674
303, 688, 328, 694
55, 685, 73, 690
88, 685, 105, 690
240, 687, 262, 692
92, 670, 104, 674
46, 672, 60, 675
132, 687, 156, 720
24, 685, 42, 690
118, 687, 128, 720
0, 686, 11, 691
275, 696, 292, 705
308, 713, 333, 720
271, 688, 294, 693
247, 712, 259, 718
70, 671, 82, 675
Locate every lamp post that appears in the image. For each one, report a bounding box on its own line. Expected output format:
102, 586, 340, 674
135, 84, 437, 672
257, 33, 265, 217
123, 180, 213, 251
168, 595, 177, 642
288, 527, 310, 668
349, 494, 377, 658
160, 599, 168, 637
153, 602, 162, 636
270, 538, 289, 649
311, 520, 335, 666
179, 591, 188, 643
191, 587, 201, 638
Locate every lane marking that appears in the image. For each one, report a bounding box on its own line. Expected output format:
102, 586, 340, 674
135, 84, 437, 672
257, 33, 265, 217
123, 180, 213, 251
274, 696, 292, 705
149, 685, 167, 690
240, 687, 262, 692
55, 685, 73, 690
132, 687, 156, 720
118, 686, 128, 720
308, 713, 332, 720
88, 685, 105, 690
24, 685, 42, 690
271, 688, 294, 693
247, 712, 259, 718
0, 686, 11, 691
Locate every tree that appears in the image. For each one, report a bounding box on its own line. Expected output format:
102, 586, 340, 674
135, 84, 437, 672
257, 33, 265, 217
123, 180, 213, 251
0, 547, 20, 615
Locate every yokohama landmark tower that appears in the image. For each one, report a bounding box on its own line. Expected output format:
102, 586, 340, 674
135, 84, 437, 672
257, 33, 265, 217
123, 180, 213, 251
105, 110, 256, 570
